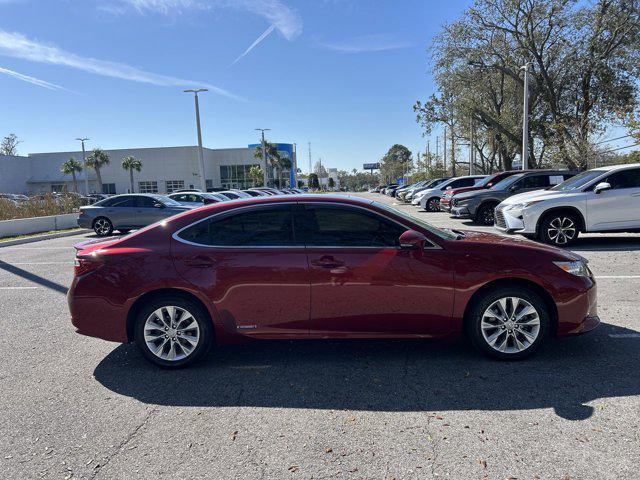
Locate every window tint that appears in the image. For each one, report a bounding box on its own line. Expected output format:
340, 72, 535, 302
606, 169, 640, 189
171, 194, 187, 202
298, 206, 406, 247
135, 196, 160, 208
178, 206, 295, 246
450, 177, 479, 188
108, 196, 135, 208
514, 175, 550, 190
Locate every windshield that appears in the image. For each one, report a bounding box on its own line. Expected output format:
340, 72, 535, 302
473, 175, 498, 188
550, 170, 603, 191
490, 173, 524, 190
372, 201, 458, 240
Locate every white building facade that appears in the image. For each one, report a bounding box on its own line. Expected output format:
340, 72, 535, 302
1, 145, 294, 195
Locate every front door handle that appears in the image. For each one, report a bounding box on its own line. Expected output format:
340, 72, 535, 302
184, 255, 217, 268
311, 256, 345, 269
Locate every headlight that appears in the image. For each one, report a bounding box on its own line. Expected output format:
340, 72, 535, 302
553, 260, 591, 277
507, 200, 543, 210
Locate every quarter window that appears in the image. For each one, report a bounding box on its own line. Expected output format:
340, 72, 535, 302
605, 169, 640, 189
298, 206, 406, 247
177, 206, 295, 247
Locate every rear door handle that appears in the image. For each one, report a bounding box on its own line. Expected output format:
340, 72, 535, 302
311, 256, 345, 268
184, 255, 217, 268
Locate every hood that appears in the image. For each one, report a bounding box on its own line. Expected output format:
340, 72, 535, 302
445, 185, 485, 197
454, 188, 495, 201
500, 189, 572, 205
455, 230, 582, 260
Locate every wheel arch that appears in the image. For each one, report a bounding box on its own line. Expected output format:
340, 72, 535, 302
462, 277, 558, 337
126, 288, 214, 343
536, 206, 586, 235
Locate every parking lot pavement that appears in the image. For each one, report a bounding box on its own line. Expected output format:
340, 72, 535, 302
1, 199, 639, 480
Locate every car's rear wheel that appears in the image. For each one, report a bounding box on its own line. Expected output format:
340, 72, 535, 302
134, 296, 213, 368
538, 212, 579, 247
475, 202, 498, 225
426, 197, 440, 212
93, 217, 113, 237
467, 287, 549, 360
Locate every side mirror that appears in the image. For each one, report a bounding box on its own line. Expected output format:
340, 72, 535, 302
509, 185, 517, 192
594, 182, 611, 194
399, 230, 428, 250
154, 202, 165, 208
445, 185, 452, 190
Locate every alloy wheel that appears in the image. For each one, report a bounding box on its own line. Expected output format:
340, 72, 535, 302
427, 198, 439, 212
480, 296, 540, 354
482, 207, 494, 225
143, 306, 201, 362
93, 219, 111, 236
547, 217, 576, 245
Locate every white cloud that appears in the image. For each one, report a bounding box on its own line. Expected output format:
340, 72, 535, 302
319, 34, 412, 53
0, 30, 242, 99
0, 66, 73, 92
112, 0, 302, 62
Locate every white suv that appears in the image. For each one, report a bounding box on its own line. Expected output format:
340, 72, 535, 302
495, 163, 640, 246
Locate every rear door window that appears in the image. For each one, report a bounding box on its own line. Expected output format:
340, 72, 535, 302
108, 196, 135, 208
177, 205, 296, 247
605, 168, 640, 189
135, 196, 159, 208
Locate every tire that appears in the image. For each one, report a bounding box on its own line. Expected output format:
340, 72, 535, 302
93, 217, 113, 237
466, 286, 549, 360
475, 202, 498, 225
426, 197, 441, 212
134, 296, 213, 369
538, 212, 579, 247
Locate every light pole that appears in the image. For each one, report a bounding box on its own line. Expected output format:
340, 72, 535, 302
76, 138, 89, 194
520, 62, 532, 170
255, 128, 270, 187
184, 88, 208, 190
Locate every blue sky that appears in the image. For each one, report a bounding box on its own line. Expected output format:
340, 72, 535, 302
0, 0, 471, 172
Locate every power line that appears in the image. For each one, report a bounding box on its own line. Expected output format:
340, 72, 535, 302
600, 142, 640, 154
595, 134, 632, 145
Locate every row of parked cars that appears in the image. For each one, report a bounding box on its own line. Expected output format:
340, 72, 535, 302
78, 187, 305, 236
374, 162, 640, 246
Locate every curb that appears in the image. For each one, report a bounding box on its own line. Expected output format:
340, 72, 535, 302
0, 229, 91, 248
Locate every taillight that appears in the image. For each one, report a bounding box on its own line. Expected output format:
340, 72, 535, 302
74, 256, 103, 276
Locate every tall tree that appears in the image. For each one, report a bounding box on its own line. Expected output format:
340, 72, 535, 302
379, 144, 413, 183
248, 165, 263, 187
86, 148, 110, 193
253, 142, 281, 186
60, 158, 83, 193
1, 133, 21, 156
308, 173, 320, 190
121, 156, 142, 193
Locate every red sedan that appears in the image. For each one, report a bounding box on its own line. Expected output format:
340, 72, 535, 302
68, 195, 599, 368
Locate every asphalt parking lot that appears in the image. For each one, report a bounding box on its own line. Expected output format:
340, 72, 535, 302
1, 192, 639, 480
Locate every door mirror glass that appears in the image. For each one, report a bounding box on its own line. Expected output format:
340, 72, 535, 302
154, 202, 165, 208
594, 182, 611, 194
399, 230, 427, 250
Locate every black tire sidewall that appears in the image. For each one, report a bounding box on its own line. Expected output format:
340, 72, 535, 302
93, 217, 113, 237
134, 296, 213, 368
466, 286, 549, 360
539, 212, 579, 246
476, 203, 497, 225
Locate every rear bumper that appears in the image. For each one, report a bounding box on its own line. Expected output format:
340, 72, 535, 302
77, 215, 92, 229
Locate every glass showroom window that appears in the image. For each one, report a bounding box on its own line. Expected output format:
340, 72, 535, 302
220, 164, 261, 189
138, 181, 158, 194
165, 180, 185, 193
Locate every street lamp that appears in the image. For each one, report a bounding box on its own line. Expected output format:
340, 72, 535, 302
76, 138, 89, 194
255, 128, 270, 187
184, 88, 208, 190
520, 62, 532, 170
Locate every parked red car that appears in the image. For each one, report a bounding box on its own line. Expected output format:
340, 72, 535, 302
68, 195, 599, 368
440, 171, 522, 213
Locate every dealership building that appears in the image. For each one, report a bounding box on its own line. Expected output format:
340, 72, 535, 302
0, 143, 298, 195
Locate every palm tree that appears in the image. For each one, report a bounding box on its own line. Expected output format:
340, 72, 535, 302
60, 158, 83, 193
248, 165, 263, 187
253, 142, 281, 187
86, 148, 110, 193
121, 156, 142, 193
275, 156, 292, 188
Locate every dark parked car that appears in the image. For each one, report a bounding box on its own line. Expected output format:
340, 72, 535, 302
451, 170, 576, 225
77, 194, 191, 236
69, 195, 599, 368
440, 171, 522, 213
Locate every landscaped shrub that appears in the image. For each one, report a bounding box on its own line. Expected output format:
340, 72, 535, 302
0, 194, 82, 221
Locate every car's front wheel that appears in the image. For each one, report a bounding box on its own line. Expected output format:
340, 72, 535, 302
466, 287, 549, 360
476, 202, 497, 225
538, 212, 579, 246
93, 217, 113, 237
134, 296, 213, 368
426, 197, 440, 212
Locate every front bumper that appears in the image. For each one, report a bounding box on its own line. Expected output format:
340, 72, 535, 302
440, 200, 452, 212
451, 206, 472, 218
494, 205, 537, 234
557, 280, 599, 336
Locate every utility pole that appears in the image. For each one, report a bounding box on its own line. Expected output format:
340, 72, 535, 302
451, 126, 456, 177
469, 120, 474, 175
255, 128, 270, 187
76, 138, 89, 194
443, 127, 447, 173
183, 89, 208, 190
435, 137, 439, 164
520, 62, 532, 170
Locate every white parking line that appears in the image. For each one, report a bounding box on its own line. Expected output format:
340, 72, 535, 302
0, 286, 39, 290
1, 262, 73, 265
609, 334, 640, 338
595, 275, 640, 279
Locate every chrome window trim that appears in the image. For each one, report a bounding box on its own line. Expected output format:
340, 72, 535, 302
171, 201, 442, 250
